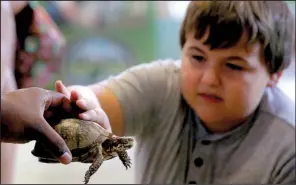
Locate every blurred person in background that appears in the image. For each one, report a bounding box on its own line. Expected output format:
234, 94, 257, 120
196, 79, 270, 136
42, 1, 103, 29
54, 1, 295, 184
1, 1, 68, 183
42, 1, 79, 26
14, 1, 66, 89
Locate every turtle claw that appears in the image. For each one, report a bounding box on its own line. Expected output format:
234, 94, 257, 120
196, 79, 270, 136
117, 150, 132, 170
83, 176, 90, 184
123, 157, 132, 169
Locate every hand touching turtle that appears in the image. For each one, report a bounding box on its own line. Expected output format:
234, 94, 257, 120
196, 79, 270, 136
55, 80, 112, 132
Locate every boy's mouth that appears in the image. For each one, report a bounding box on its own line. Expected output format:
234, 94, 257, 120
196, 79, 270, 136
198, 93, 223, 103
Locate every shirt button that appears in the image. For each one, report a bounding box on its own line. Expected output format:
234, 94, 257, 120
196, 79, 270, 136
201, 140, 211, 145
194, 157, 204, 167
188, 181, 197, 184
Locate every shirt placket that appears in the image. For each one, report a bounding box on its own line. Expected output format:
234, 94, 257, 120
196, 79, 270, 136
186, 136, 214, 183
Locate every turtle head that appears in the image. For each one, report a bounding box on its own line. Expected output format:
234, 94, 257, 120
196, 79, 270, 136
102, 137, 134, 152
115, 137, 134, 151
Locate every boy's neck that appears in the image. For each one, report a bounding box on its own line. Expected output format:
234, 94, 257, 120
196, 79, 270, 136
199, 110, 259, 134
201, 120, 246, 134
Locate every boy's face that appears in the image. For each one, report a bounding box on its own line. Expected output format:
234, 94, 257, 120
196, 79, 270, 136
180, 30, 281, 131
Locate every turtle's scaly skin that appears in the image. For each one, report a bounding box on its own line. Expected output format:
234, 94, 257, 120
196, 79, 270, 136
31, 119, 134, 184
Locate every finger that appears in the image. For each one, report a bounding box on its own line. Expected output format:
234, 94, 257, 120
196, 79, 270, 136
62, 97, 72, 112
79, 109, 100, 122
70, 90, 82, 102
55, 80, 71, 99
43, 90, 73, 112
33, 118, 72, 164
76, 99, 97, 110
43, 91, 68, 110
79, 108, 111, 131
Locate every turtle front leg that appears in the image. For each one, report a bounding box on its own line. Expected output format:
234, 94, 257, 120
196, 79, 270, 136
116, 150, 132, 170
84, 146, 104, 184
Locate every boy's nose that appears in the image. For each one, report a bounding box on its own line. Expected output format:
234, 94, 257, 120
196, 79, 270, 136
200, 68, 220, 87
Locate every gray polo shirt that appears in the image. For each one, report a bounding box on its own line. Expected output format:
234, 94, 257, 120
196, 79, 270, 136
101, 59, 295, 184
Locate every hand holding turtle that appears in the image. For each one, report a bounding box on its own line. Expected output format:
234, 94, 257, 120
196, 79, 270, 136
1, 87, 72, 164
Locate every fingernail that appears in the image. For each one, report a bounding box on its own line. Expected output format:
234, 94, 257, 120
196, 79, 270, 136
59, 152, 72, 164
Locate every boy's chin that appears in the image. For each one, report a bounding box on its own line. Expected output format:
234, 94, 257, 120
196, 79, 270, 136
195, 108, 221, 122
195, 108, 230, 125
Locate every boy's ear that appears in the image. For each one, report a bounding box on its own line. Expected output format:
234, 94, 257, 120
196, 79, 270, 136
267, 71, 283, 87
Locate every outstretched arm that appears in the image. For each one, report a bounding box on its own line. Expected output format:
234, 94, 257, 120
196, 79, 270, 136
55, 61, 176, 137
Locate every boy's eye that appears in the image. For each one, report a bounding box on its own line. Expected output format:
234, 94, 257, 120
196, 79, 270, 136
192, 55, 205, 62
226, 63, 243, 71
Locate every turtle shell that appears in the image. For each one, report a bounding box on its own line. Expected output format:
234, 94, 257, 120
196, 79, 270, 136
31, 118, 113, 161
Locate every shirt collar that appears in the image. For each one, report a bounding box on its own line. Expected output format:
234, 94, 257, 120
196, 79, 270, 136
193, 107, 260, 142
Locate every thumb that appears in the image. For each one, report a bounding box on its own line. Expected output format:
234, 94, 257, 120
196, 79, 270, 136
33, 118, 72, 164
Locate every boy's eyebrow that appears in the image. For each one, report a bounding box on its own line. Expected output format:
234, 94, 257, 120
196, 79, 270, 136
226, 56, 249, 64
188, 46, 205, 55
189, 46, 249, 64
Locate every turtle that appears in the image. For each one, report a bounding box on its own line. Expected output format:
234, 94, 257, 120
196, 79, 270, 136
31, 118, 134, 184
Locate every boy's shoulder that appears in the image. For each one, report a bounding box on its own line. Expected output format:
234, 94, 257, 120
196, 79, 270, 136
259, 87, 295, 128
126, 58, 182, 89
131, 58, 181, 73
253, 87, 295, 157
234, 87, 295, 184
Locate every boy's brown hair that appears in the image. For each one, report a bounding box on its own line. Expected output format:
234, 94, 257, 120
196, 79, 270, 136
180, 1, 295, 74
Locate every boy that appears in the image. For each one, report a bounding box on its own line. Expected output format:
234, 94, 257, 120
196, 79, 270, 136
56, 1, 295, 184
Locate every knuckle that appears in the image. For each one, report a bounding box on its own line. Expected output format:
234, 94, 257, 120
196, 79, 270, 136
34, 87, 46, 95
90, 109, 97, 116
28, 87, 42, 98
95, 108, 105, 115
94, 108, 102, 115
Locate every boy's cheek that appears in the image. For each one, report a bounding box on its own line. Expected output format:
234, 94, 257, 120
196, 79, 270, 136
181, 71, 200, 106
225, 88, 258, 118
182, 58, 199, 84
181, 68, 198, 91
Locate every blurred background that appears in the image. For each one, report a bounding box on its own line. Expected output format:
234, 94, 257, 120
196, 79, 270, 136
7, 1, 295, 184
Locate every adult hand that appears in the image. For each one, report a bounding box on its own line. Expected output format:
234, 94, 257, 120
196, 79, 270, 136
55, 80, 112, 132
1, 87, 72, 164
